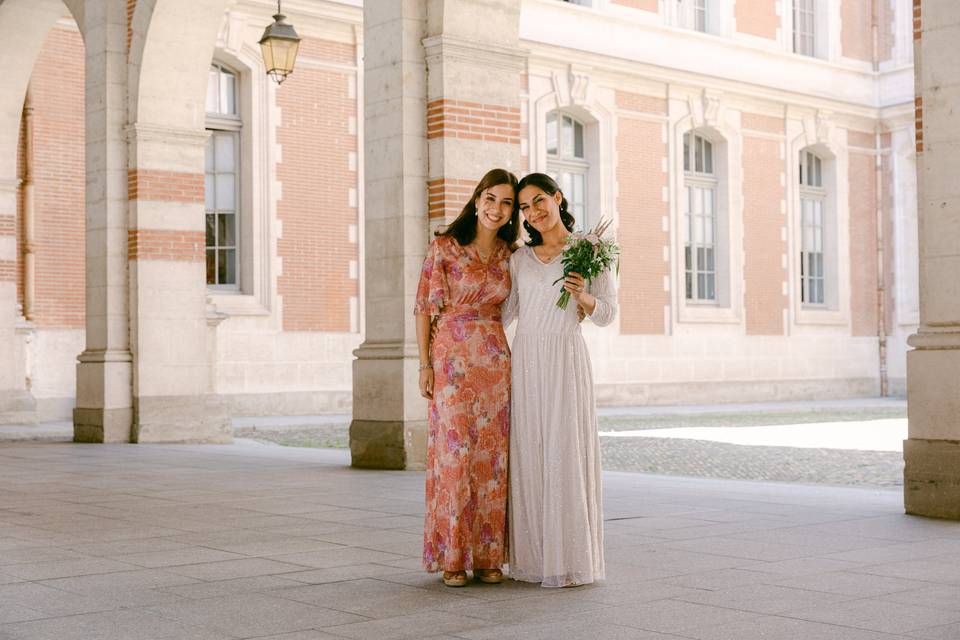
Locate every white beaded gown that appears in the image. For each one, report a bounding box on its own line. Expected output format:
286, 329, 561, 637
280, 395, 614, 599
502, 244, 618, 587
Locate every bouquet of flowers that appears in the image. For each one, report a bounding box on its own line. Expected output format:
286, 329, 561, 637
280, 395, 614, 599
553, 218, 620, 310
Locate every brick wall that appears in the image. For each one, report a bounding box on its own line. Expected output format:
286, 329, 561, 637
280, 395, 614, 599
426, 100, 521, 145
277, 39, 358, 333
742, 133, 785, 335
841, 0, 874, 62
735, 0, 779, 40
616, 92, 668, 334
611, 0, 659, 12
848, 145, 879, 337
428, 178, 475, 221
16, 25, 85, 328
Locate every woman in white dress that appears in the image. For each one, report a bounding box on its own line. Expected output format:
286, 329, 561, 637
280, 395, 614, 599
503, 173, 618, 587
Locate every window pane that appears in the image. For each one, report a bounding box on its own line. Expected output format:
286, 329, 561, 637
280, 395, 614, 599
574, 121, 584, 158
695, 135, 704, 172
218, 213, 235, 247
215, 173, 235, 211
705, 247, 715, 271
205, 214, 216, 247
215, 134, 236, 172
206, 66, 219, 113
814, 156, 822, 186
683, 133, 691, 172
206, 249, 216, 284
697, 273, 706, 298
218, 249, 236, 285
220, 69, 236, 115
205, 174, 215, 211
704, 139, 713, 174
546, 112, 558, 155
562, 116, 574, 157
705, 273, 715, 300
204, 136, 214, 172
684, 245, 692, 272
685, 271, 693, 299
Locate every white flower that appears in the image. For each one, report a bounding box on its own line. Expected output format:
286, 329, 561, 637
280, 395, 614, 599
585, 233, 599, 245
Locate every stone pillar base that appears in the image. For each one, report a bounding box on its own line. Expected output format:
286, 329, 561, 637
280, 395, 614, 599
350, 419, 428, 470
73, 407, 134, 443
133, 395, 231, 444
904, 438, 960, 520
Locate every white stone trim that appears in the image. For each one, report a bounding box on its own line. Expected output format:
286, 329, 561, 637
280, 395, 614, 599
669, 89, 744, 326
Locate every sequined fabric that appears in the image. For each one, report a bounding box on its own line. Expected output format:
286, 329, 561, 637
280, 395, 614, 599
502, 245, 618, 587
414, 235, 512, 573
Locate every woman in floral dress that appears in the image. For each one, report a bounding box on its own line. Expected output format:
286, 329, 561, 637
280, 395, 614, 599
414, 168, 520, 587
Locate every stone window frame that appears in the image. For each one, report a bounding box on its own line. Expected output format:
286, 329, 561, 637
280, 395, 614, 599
786, 123, 851, 329
783, 0, 835, 61
545, 109, 592, 230
205, 63, 242, 292
798, 149, 827, 306
669, 101, 743, 326
205, 46, 275, 318
683, 131, 719, 303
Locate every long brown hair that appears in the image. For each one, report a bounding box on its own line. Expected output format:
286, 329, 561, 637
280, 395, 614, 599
517, 173, 576, 246
437, 168, 520, 246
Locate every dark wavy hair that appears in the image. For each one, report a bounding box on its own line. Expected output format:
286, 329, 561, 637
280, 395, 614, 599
517, 173, 576, 246
437, 168, 520, 247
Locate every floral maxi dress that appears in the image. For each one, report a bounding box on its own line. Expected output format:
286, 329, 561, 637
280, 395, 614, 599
415, 234, 512, 573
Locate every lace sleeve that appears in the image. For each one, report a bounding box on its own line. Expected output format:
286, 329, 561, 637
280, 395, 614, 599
587, 266, 618, 327
501, 252, 519, 329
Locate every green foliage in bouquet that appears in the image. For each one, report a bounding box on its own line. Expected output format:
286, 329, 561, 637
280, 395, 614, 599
552, 218, 620, 310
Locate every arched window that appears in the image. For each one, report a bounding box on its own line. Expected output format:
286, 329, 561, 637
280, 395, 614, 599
546, 110, 589, 229
683, 131, 717, 302
799, 149, 825, 305
205, 63, 241, 289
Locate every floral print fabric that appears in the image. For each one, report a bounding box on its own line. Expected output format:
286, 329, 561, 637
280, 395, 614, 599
415, 234, 511, 572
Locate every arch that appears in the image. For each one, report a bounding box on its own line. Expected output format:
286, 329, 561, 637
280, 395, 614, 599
0, 0, 82, 184
128, 0, 234, 129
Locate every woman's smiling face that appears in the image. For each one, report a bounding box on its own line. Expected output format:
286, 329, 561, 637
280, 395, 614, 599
518, 184, 563, 235
475, 183, 515, 232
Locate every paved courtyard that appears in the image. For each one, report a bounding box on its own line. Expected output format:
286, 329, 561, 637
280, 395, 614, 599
1, 439, 959, 639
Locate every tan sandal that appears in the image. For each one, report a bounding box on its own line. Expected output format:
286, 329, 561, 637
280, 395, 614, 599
442, 571, 467, 587
474, 568, 504, 584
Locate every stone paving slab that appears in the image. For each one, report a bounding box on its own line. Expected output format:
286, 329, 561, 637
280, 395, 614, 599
0, 441, 957, 640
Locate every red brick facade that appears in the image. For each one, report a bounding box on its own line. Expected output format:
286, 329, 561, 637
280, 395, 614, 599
426, 99, 521, 145
841, 0, 874, 62
742, 135, 786, 335
15, 25, 85, 328
127, 229, 205, 262
735, 0, 779, 40
616, 104, 668, 335
848, 147, 879, 336
428, 178, 475, 221
276, 39, 358, 333
610, 0, 659, 12
128, 169, 205, 203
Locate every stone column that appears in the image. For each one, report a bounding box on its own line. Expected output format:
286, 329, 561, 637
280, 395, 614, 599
350, 0, 430, 469
904, 1, 960, 520
74, 0, 135, 442
350, 0, 524, 469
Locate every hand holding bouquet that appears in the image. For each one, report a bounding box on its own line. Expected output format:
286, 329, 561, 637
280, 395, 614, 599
552, 218, 620, 310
